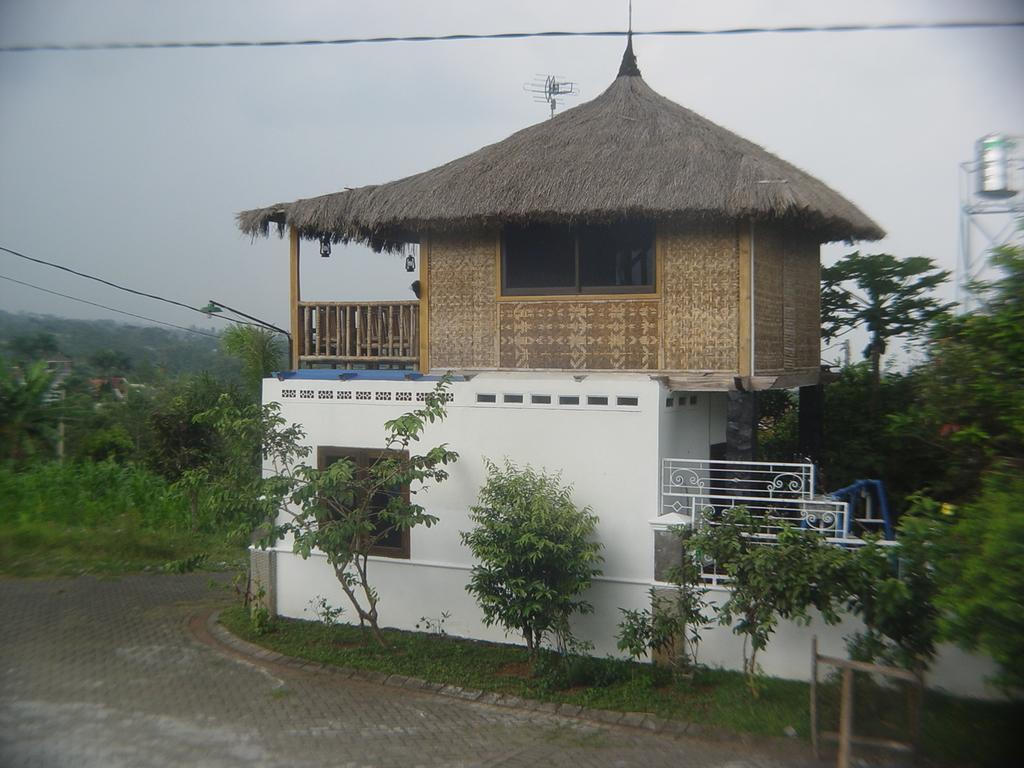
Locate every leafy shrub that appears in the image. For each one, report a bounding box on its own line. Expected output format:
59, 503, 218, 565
462, 460, 603, 655
929, 470, 1024, 690
617, 527, 710, 672
693, 508, 853, 693
0, 460, 187, 530
845, 523, 938, 671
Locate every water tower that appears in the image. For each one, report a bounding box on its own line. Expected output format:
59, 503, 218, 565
958, 133, 1024, 310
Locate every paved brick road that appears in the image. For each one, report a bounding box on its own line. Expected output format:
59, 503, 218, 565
0, 573, 822, 767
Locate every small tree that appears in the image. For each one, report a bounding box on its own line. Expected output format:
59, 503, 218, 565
205, 377, 458, 648
892, 245, 1024, 500
289, 386, 457, 646
617, 526, 710, 672
693, 508, 853, 693
927, 470, 1024, 690
844, 522, 938, 672
221, 325, 284, 398
462, 460, 603, 655
822, 252, 952, 390
0, 359, 57, 463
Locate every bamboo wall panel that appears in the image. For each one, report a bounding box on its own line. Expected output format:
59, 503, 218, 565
754, 226, 785, 372
427, 231, 498, 369
754, 225, 821, 374
789, 234, 821, 370
498, 301, 659, 370
661, 222, 739, 371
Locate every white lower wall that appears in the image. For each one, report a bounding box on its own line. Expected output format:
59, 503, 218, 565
262, 372, 1002, 701
272, 546, 1001, 700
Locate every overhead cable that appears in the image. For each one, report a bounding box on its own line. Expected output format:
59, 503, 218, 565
0, 274, 221, 338
1, 20, 1021, 54
0, 244, 264, 329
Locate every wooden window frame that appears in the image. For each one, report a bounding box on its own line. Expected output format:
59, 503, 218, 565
500, 222, 657, 297
317, 446, 411, 560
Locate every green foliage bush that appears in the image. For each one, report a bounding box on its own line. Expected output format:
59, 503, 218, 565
0, 460, 188, 531
845, 523, 938, 670
692, 509, 854, 692
462, 460, 603, 655
929, 470, 1024, 691
617, 527, 710, 671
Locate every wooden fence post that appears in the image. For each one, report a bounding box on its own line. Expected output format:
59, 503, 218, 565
811, 635, 819, 759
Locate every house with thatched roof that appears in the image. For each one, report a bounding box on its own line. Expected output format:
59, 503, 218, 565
240, 38, 920, 682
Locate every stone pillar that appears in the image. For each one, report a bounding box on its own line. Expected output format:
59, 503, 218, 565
249, 549, 277, 616
726, 389, 758, 462
798, 383, 824, 466
653, 529, 683, 583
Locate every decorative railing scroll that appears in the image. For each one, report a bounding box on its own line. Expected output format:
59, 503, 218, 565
659, 458, 887, 584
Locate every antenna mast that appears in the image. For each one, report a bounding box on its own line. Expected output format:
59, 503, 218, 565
523, 74, 578, 119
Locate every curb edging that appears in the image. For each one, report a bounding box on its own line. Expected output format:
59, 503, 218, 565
203, 609, 798, 750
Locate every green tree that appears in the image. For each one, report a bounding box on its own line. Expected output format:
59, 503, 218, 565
845, 522, 938, 671
88, 348, 132, 377
7, 332, 58, 363
0, 359, 58, 463
822, 252, 952, 389
929, 470, 1024, 691
221, 326, 284, 398
892, 245, 1024, 499
146, 375, 244, 529
617, 526, 710, 671
462, 460, 603, 656
692, 509, 853, 693
204, 377, 458, 647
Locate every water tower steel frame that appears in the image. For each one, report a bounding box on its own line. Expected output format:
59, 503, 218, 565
958, 134, 1024, 311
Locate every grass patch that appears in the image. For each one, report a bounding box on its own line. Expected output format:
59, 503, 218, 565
0, 461, 246, 576
0, 518, 245, 577
219, 607, 1021, 766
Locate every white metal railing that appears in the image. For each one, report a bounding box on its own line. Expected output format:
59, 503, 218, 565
663, 458, 815, 516
660, 458, 887, 584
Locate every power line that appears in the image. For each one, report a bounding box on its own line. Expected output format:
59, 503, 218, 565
1, 20, 1020, 54
0, 244, 265, 329
0, 273, 221, 338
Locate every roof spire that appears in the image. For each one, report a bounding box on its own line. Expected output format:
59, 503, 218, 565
617, 3, 641, 78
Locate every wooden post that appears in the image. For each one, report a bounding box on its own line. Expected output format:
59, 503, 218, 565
811, 636, 819, 759
909, 671, 923, 755
289, 228, 301, 370
418, 237, 430, 373
838, 667, 855, 768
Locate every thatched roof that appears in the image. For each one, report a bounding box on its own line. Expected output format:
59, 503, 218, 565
239, 40, 884, 248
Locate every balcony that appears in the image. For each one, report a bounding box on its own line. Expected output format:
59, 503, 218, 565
296, 300, 419, 369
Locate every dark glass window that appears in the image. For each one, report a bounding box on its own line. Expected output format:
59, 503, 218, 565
578, 223, 654, 291
503, 224, 575, 292
317, 447, 410, 559
502, 221, 655, 295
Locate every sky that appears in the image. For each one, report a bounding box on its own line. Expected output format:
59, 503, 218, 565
0, 0, 1021, 366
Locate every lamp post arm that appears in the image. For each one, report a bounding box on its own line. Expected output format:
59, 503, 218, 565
208, 300, 290, 339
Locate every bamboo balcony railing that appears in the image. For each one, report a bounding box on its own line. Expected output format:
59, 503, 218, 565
296, 300, 419, 367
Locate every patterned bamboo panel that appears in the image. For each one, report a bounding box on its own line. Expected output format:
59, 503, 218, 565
498, 300, 660, 370
661, 222, 740, 371
754, 226, 785, 372
427, 231, 498, 369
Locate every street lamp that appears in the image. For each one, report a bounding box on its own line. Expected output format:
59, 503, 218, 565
201, 300, 293, 369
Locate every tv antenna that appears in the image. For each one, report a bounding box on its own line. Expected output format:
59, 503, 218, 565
523, 74, 578, 119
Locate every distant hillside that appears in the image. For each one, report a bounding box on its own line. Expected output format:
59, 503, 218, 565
0, 310, 242, 383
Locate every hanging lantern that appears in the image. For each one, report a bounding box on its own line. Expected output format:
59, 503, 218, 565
405, 251, 416, 272
319, 235, 332, 258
